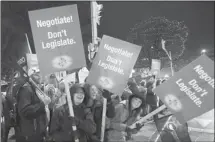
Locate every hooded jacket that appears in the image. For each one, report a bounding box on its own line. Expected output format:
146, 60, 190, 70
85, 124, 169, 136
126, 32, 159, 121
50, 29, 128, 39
49, 84, 96, 142
106, 94, 144, 142
83, 84, 115, 141
17, 83, 47, 141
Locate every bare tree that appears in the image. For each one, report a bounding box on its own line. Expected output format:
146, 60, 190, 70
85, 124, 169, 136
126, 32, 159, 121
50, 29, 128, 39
127, 17, 189, 69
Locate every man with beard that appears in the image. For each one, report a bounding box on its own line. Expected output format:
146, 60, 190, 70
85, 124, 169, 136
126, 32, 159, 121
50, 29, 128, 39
16, 67, 51, 142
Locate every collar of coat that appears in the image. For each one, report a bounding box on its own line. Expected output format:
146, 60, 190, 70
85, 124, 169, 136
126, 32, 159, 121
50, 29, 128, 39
120, 100, 129, 110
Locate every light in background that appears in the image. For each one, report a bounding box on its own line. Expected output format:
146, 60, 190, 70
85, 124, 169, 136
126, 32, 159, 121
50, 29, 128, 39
201, 49, 207, 55
164, 74, 169, 78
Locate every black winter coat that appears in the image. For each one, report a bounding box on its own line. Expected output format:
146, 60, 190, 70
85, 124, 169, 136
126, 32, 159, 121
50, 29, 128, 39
49, 103, 96, 142
17, 84, 47, 140
88, 100, 115, 141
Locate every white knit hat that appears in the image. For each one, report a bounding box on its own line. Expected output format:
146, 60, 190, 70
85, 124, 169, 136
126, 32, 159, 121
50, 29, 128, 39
28, 67, 40, 76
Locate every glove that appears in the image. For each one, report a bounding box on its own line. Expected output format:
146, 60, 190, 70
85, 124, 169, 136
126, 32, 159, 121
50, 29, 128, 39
125, 126, 133, 133
68, 116, 80, 126
127, 78, 136, 86
41, 95, 51, 106
102, 89, 113, 102
136, 123, 144, 131
90, 135, 100, 142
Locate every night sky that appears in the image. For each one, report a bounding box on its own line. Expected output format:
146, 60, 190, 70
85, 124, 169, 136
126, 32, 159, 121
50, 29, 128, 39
98, 1, 214, 59
1, 1, 214, 64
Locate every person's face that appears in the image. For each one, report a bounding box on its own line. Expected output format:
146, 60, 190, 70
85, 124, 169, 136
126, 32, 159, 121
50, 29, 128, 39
90, 85, 99, 100
31, 72, 42, 85
73, 88, 85, 105
49, 78, 58, 87
131, 97, 142, 109
147, 85, 154, 92
149, 77, 155, 82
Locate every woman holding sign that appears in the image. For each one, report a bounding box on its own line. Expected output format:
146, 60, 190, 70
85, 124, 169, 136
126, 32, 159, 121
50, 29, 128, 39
83, 84, 115, 142
106, 92, 145, 142
49, 84, 96, 142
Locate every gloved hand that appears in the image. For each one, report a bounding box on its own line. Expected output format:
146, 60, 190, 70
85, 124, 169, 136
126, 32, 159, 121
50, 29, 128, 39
125, 126, 133, 133
102, 89, 113, 102
90, 135, 100, 142
68, 116, 81, 126
126, 124, 143, 135
136, 123, 144, 131
127, 78, 136, 86
40, 94, 51, 106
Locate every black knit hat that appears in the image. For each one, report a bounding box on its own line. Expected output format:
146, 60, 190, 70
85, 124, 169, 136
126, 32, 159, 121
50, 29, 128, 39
129, 93, 145, 105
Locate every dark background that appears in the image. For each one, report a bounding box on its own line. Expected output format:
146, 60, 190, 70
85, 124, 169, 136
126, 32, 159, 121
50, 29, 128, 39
1, 1, 214, 75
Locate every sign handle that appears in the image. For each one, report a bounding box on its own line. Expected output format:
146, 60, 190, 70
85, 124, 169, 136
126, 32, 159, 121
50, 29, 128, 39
25, 33, 32, 54
130, 105, 167, 129
100, 98, 107, 142
63, 76, 79, 142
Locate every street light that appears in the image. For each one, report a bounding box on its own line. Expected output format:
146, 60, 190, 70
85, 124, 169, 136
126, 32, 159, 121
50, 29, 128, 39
201, 49, 207, 54
164, 74, 169, 78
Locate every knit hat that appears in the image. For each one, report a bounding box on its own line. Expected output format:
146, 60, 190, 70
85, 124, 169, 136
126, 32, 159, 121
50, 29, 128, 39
129, 93, 145, 105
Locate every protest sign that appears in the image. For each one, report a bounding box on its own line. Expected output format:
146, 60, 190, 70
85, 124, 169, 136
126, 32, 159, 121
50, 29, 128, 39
187, 109, 214, 133
10, 36, 30, 84
78, 67, 89, 83
28, 4, 86, 76
55, 71, 67, 81
9, 33, 31, 68
151, 59, 161, 76
63, 73, 76, 83
153, 55, 214, 124
26, 53, 39, 70
87, 35, 141, 95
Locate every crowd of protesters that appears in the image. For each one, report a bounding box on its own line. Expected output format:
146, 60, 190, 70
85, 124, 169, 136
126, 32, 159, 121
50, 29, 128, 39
1, 67, 168, 142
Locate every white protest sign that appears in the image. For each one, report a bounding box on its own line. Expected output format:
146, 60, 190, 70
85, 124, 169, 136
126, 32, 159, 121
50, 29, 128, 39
78, 67, 89, 83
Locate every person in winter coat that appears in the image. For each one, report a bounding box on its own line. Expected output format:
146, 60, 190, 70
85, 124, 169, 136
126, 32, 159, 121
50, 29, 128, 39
16, 67, 51, 142
127, 78, 147, 100
49, 83, 96, 142
106, 93, 145, 142
121, 78, 147, 101
121, 89, 132, 101
145, 81, 159, 120
127, 78, 148, 117
83, 84, 115, 142
44, 74, 67, 137
111, 94, 121, 106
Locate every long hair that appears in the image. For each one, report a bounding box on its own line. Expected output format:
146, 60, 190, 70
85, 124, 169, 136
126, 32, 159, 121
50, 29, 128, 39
128, 94, 145, 117
82, 83, 101, 106
83, 83, 91, 105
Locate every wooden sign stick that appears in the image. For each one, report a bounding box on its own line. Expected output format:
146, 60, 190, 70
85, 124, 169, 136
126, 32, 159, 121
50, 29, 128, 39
130, 105, 167, 129
100, 98, 107, 142
64, 79, 79, 142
